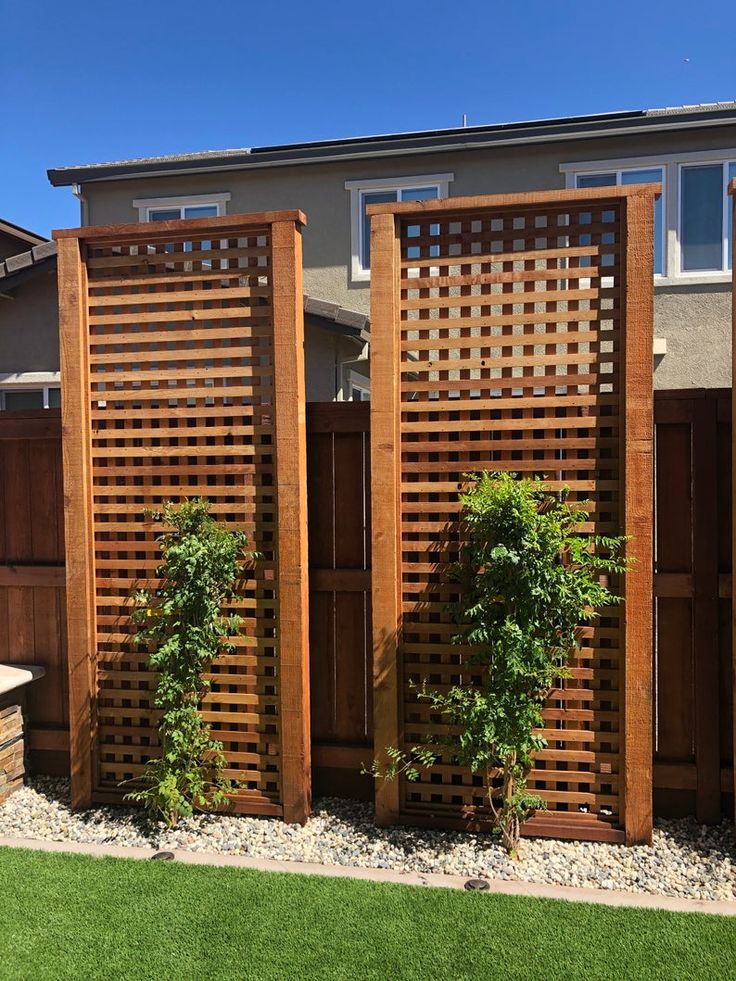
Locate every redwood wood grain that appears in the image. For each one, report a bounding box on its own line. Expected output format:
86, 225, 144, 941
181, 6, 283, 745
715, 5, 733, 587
370, 212, 402, 825
621, 191, 655, 844
55, 234, 96, 809
271, 219, 311, 824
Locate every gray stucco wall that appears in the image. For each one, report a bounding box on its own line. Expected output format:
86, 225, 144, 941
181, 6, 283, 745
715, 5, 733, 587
78, 125, 736, 390
0, 270, 59, 373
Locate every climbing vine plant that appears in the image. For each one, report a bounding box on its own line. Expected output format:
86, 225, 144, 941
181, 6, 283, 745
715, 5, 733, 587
368, 473, 629, 856
122, 498, 252, 826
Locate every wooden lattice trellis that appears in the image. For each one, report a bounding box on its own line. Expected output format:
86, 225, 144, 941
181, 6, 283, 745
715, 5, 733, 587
55, 211, 311, 822
369, 187, 656, 844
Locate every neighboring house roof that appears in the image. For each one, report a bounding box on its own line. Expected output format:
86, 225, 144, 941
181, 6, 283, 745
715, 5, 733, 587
0, 239, 369, 340
0, 240, 57, 294
47, 103, 736, 186
0, 219, 48, 249
304, 295, 369, 345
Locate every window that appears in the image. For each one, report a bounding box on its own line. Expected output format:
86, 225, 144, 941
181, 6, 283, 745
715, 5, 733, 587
150, 205, 218, 221
564, 151, 736, 281
132, 193, 231, 222
680, 162, 736, 273
576, 168, 664, 275
345, 174, 454, 281
0, 386, 60, 410
343, 368, 370, 401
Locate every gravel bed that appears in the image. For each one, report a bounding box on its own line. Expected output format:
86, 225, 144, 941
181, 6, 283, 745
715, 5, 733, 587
1, 777, 734, 901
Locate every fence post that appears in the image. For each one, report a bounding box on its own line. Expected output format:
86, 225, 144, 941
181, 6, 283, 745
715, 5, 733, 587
55, 234, 96, 809
621, 189, 656, 844
369, 212, 402, 825
271, 218, 312, 824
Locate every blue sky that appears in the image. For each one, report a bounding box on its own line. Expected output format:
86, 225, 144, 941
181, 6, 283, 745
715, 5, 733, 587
3, 0, 734, 236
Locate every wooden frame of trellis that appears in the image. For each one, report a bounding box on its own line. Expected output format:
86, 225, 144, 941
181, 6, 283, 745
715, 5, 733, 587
369, 185, 656, 845
54, 210, 311, 824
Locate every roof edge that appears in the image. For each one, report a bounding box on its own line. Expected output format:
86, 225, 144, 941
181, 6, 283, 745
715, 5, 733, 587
48, 105, 736, 187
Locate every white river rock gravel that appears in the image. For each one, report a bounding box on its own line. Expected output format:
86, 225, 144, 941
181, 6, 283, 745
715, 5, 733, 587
1, 778, 733, 901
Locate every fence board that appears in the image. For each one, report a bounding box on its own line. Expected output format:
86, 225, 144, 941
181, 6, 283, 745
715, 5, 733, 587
369, 186, 658, 843
53, 212, 310, 820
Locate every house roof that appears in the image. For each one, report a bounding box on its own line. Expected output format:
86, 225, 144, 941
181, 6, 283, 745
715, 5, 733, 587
304, 295, 369, 345
0, 219, 48, 249
47, 103, 736, 186
0, 240, 57, 293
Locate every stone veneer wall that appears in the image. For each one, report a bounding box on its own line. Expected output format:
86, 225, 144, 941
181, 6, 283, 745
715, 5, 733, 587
0, 696, 24, 804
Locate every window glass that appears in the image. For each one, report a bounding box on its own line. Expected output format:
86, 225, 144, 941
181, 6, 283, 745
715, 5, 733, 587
183, 205, 219, 219
681, 164, 723, 271
361, 191, 397, 268
622, 169, 664, 275
728, 162, 736, 270
399, 186, 439, 202
47, 388, 61, 408
4, 390, 44, 410
149, 208, 181, 221
577, 173, 616, 188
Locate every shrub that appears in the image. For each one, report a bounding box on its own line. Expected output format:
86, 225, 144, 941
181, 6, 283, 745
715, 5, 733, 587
368, 473, 628, 856
122, 498, 252, 826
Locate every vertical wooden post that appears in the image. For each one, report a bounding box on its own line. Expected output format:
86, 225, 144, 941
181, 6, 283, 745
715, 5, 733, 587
55, 234, 96, 809
621, 189, 656, 844
271, 218, 311, 824
369, 212, 402, 825
729, 178, 736, 825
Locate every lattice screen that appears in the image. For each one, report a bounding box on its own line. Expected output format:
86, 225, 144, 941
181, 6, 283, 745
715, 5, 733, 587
56, 212, 310, 821
370, 188, 655, 843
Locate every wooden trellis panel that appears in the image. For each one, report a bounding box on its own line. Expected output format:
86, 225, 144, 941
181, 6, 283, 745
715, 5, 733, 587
54, 211, 311, 822
369, 187, 656, 844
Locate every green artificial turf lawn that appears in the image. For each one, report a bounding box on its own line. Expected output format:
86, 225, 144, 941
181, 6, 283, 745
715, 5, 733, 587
1, 846, 734, 981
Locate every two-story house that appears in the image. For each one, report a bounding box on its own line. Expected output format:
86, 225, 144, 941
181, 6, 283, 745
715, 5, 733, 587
8, 101, 736, 406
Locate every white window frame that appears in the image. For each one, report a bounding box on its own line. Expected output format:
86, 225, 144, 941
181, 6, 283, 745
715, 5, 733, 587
132, 193, 231, 222
567, 165, 666, 278
0, 371, 61, 410
343, 367, 371, 402
345, 173, 454, 283
677, 160, 736, 277
561, 149, 736, 285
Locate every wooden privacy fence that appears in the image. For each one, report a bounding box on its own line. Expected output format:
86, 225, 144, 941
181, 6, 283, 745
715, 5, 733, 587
54, 211, 311, 822
6, 394, 735, 826
0, 411, 67, 773
306, 402, 373, 797
368, 187, 657, 844
654, 389, 732, 822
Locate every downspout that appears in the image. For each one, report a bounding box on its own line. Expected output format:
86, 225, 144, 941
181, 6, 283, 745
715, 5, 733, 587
71, 183, 89, 225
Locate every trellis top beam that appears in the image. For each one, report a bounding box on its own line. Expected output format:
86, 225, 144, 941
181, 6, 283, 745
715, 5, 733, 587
52, 209, 307, 242
366, 184, 660, 218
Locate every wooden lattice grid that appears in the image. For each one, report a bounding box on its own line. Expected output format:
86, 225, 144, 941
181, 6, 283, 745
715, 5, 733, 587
55, 211, 311, 822
369, 187, 656, 844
